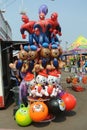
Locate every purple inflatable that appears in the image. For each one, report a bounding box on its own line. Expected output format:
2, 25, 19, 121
38, 4, 48, 15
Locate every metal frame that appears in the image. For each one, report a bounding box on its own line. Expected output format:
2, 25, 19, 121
0, 40, 28, 108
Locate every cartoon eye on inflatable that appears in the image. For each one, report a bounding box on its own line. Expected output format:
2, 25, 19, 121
57, 99, 66, 111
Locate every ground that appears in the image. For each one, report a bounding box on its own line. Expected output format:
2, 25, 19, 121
0, 71, 87, 130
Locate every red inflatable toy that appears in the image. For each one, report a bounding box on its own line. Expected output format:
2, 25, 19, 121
46, 12, 62, 36
20, 14, 36, 39
61, 92, 77, 111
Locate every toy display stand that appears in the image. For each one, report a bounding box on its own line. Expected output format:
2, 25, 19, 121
39, 114, 55, 123
66, 71, 86, 92
28, 96, 50, 102
72, 83, 85, 92
72, 72, 86, 92
28, 96, 55, 122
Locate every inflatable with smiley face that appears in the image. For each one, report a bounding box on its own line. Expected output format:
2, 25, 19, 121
29, 101, 48, 122
15, 104, 32, 126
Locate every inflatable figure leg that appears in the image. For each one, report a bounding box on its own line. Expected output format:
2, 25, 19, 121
29, 34, 34, 45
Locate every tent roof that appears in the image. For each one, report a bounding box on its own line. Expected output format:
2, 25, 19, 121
68, 35, 87, 51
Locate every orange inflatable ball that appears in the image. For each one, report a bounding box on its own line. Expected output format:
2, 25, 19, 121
72, 77, 79, 84
82, 75, 87, 84
29, 101, 48, 122
61, 92, 77, 111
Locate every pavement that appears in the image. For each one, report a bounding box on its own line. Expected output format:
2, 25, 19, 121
0, 71, 87, 130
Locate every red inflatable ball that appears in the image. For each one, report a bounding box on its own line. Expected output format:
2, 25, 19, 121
61, 92, 77, 111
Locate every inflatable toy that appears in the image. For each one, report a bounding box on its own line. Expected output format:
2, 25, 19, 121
15, 104, 32, 126
10, 4, 77, 126
29, 101, 48, 122
33, 24, 49, 45
66, 76, 72, 84
46, 97, 65, 115
61, 92, 77, 111
20, 14, 36, 45
72, 77, 79, 84
38, 4, 48, 16
19, 80, 28, 106
24, 72, 36, 97
49, 12, 62, 36
82, 75, 87, 84
40, 43, 50, 68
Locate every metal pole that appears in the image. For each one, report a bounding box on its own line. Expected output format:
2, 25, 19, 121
0, 40, 5, 108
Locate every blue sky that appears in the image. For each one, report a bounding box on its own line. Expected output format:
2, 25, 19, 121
0, 0, 87, 50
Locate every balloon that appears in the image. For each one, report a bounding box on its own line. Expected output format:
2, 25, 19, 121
15, 104, 32, 126
20, 14, 36, 45
16, 60, 23, 70
29, 101, 48, 122
39, 4, 48, 15
61, 92, 77, 111
46, 97, 66, 115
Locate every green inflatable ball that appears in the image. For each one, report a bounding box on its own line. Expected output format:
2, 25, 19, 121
15, 104, 32, 126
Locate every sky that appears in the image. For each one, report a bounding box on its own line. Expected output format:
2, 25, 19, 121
0, 0, 87, 50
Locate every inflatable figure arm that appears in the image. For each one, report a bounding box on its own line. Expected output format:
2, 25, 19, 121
20, 28, 27, 39
56, 24, 62, 36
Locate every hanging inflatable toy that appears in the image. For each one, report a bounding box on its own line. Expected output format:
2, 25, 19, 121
23, 45, 40, 73
15, 104, 32, 126
16, 45, 29, 79
50, 44, 59, 69
33, 24, 49, 46
20, 14, 36, 45
40, 43, 51, 68
38, 4, 48, 24
50, 12, 62, 36
32, 62, 44, 74
38, 4, 48, 16
34, 4, 49, 34
9, 58, 22, 85
45, 12, 62, 43
28, 45, 40, 72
